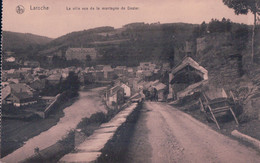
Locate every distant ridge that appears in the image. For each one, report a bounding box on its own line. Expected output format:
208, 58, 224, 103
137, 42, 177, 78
3, 31, 53, 52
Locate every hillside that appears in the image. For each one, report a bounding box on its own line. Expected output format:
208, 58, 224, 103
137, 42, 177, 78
193, 25, 260, 122
37, 23, 197, 67
2, 31, 53, 53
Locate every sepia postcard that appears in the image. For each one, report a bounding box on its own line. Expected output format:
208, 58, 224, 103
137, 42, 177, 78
1, 0, 260, 162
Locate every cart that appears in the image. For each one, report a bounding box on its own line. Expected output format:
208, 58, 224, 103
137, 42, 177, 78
199, 88, 239, 129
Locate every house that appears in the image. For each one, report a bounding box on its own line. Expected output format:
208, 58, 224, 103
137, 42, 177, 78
2, 86, 12, 105
78, 72, 85, 84
95, 65, 105, 71
29, 79, 46, 91
21, 73, 34, 83
114, 66, 127, 75
47, 74, 62, 85
102, 65, 115, 80
5, 69, 22, 79
126, 67, 135, 77
121, 83, 131, 98
105, 86, 124, 107
152, 82, 167, 101
169, 57, 208, 100
144, 80, 159, 90
5, 57, 16, 62
84, 72, 95, 83
94, 71, 104, 81
127, 78, 139, 93
136, 70, 143, 78
162, 62, 171, 71
33, 67, 45, 75
65, 48, 97, 61
61, 71, 69, 79
3, 84, 37, 107
2, 82, 10, 87
138, 62, 156, 71
24, 61, 40, 68
7, 78, 20, 84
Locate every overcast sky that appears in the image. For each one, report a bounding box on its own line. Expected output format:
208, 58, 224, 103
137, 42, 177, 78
3, 0, 253, 38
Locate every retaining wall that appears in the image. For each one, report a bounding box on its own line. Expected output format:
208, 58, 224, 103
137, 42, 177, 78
59, 102, 140, 163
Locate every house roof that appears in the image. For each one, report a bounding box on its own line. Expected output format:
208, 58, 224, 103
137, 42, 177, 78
115, 66, 127, 70
142, 80, 160, 89
153, 83, 167, 91
9, 83, 35, 100
171, 57, 208, 80
5, 57, 15, 62
2, 86, 11, 100
10, 83, 35, 93
108, 85, 123, 96
129, 93, 142, 100
47, 74, 62, 81
103, 65, 113, 72
7, 78, 19, 84
12, 91, 34, 100
7, 69, 15, 74
120, 83, 130, 89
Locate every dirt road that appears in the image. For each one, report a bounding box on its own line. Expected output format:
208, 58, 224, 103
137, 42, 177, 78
125, 102, 260, 163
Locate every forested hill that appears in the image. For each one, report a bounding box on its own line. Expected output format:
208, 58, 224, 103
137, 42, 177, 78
3, 31, 53, 52
4, 20, 252, 68
37, 23, 197, 66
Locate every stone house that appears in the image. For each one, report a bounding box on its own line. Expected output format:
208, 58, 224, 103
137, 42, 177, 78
114, 66, 127, 75
105, 86, 125, 107
3, 84, 37, 107
153, 82, 167, 101
121, 83, 131, 98
29, 79, 46, 91
47, 74, 62, 85
65, 48, 97, 61
169, 57, 208, 100
94, 71, 104, 81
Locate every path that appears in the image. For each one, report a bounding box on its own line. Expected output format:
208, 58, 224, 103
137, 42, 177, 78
125, 102, 260, 163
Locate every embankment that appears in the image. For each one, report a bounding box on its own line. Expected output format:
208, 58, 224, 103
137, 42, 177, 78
97, 102, 142, 163
22, 102, 138, 162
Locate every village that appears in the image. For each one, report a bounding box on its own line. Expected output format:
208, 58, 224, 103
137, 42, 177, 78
2, 47, 171, 117
2, 32, 260, 162
2, 0, 260, 161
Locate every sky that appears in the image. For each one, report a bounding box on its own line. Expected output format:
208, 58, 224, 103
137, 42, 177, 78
3, 0, 253, 38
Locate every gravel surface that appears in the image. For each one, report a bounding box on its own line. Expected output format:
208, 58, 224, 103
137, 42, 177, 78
126, 101, 260, 163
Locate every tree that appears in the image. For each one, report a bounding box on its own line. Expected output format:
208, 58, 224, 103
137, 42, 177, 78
200, 21, 208, 35
85, 55, 92, 67
60, 71, 80, 97
223, 0, 260, 62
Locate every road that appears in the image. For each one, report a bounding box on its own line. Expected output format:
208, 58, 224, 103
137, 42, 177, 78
2, 87, 107, 163
125, 102, 260, 163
